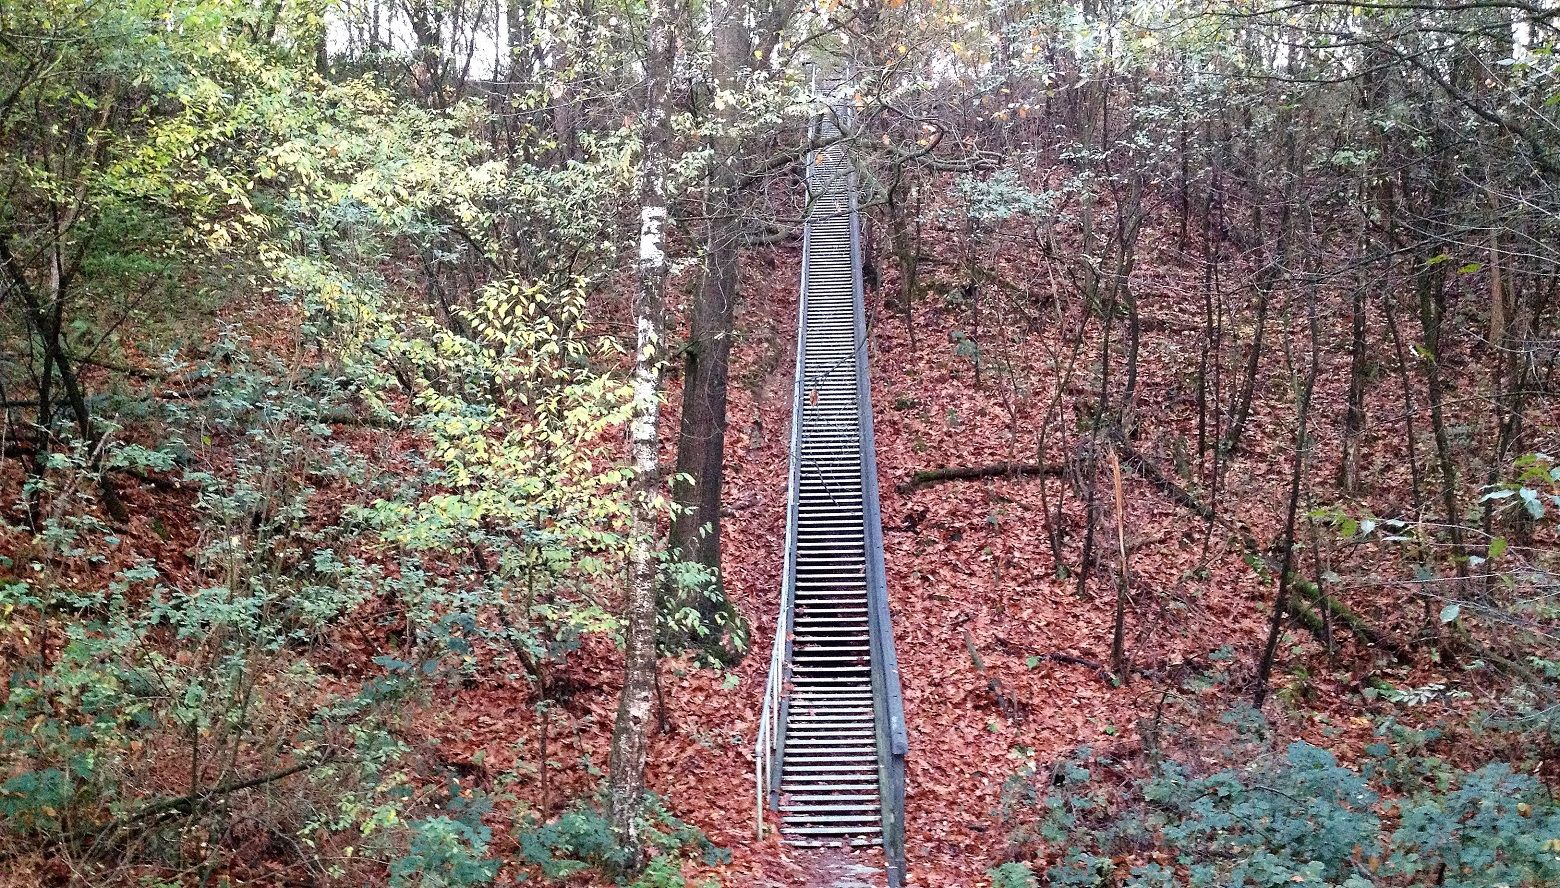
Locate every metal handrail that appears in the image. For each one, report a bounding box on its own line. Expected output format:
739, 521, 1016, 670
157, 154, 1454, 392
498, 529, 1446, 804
754, 106, 814, 840
837, 94, 910, 888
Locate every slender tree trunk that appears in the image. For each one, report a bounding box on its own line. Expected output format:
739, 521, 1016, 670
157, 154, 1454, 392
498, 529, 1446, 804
1035, 260, 1082, 576
1338, 278, 1368, 492
1, 232, 127, 523
1222, 239, 1275, 455
889, 178, 923, 349
887, 180, 918, 337
1382, 282, 1423, 509
548, 0, 580, 163
606, 0, 678, 866
1254, 283, 1321, 709
1177, 117, 1190, 252
1197, 144, 1224, 471
1414, 260, 1467, 578
1112, 174, 1144, 431
1074, 299, 1114, 598
504, 0, 529, 155
1223, 124, 1294, 457
1108, 447, 1129, 681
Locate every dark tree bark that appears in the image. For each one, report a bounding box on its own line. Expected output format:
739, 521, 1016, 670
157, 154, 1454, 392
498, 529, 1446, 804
886, 176, 919, 346
897, 461, 1060, 492
1414, 256, 1468, 578
666, 227, 745, 659
1, 232, 128, 524
1338, 279, 1369, 492
1221, 212, 1277, 456
662, 0, 750, 661
1254, 282, 1322, 709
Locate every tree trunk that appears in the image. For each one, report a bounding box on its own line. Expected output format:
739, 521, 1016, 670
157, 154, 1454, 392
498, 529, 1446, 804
504, 0, 529, 154
606, 0, 678, 867
1108, 447, 1129, 682
1222, 124, 1293, 457
1338, 279, 1368, 492
666, 222, 745, 659
1414, 259, 1467, 578
1254, 281, 1321, 709
1221, 237, 1274, 455
1074, 300, 1114, 599
886, 178, 919, 346
1, 232, 127, 523
664, 0, 748, 661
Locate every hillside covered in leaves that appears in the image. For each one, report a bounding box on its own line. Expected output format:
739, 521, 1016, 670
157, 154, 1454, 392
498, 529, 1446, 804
3, 0, 1560, 886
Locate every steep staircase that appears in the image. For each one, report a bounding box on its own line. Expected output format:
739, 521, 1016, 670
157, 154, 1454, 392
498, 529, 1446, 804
756, 100, 908, 887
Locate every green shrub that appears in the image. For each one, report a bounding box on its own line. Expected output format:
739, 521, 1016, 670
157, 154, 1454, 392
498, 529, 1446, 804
391, 811, 500, 888
989, 861, 1039, 888
1000, 731, 1560, 887
516, 795, 725, 885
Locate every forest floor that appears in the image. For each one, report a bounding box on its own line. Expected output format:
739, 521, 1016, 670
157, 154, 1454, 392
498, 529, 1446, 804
599, 186, 1519, 885
460, 182, 1506, 885
3, 178, 1535, 887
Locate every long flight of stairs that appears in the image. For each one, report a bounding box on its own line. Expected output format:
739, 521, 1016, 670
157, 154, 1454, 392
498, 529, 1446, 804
758, 103, 908, 886
779, 124, 882, 848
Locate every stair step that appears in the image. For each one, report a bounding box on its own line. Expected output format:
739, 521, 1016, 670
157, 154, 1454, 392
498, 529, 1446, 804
782, 825, 885, 836
792, 613, 869, 620
793, 644, 871, 652
759, 130, 906, 858
782, 812, 882, 823
782, 794, 880, 803
783, 765, 878, 776
782, 745, 877, 755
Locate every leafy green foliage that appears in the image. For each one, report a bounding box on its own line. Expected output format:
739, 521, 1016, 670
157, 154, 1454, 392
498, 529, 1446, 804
0, 0, 645, 882
0, 346, 424, 862
1481, 453, 1559, 523
391, 795, 500, 888
1145, 743, 1379, 887
1000, 730, 1560, 887
951, 169, 1055, 224
517, 795, 725, 885
989, 861, 1039, 888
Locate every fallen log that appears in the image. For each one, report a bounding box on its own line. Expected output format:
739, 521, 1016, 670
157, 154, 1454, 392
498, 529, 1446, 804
898, 461, 1061, 493
1284, 594, 1331, 641
1279, 589, 1403, 658
1290, 579, 1399, 655
1106, 429, 1263, 554
1026, 651, 1113, 679
1106, 428, 1401, 659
